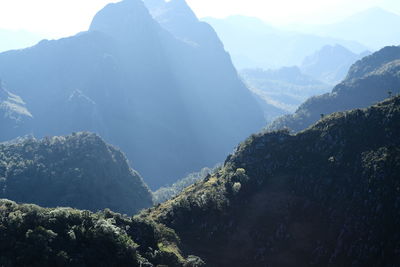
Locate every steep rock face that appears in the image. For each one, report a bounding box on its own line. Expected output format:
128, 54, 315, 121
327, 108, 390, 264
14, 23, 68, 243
0, 0, 264, 188
0, 199, 204, 266
300, 44, 369, 85
145, 97, 400, 266
0, 132, 153, 215
267, 46, 400, 132
144, 0, 223, 49
0, 80, 33, 140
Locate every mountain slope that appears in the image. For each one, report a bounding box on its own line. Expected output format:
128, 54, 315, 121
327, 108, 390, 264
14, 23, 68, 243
267, 46, 400, 132
0, 199, 204, 266
0, 0, 264, 188
0, 80, 33, 141
145, 96, 400, 266
300, 44, 369, 84
202, 15, 367, 69
0, 132, 153, 215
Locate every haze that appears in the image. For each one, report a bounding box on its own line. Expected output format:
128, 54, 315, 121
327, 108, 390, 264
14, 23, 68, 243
0, 0, 399, 39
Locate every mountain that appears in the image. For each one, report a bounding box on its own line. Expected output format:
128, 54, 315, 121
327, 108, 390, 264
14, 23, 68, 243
306, 7, 400, 50
0, 0, 264, 189
300, 44, 370, 85
0, 132, 153, 215
0, 29, 43, 53
145, 96, 400, 266
267, 46, 400, 132
0, 80, 33, 141
153, 164, 221, 204
241, 66, 331, 119
0, 199, 204, 266
202, 15, 368, 69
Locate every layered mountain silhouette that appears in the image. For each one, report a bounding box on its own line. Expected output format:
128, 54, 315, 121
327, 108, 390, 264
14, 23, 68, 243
145, 96, 400, 266
267, 46, 400, 132
241, 66, 331, 121
303, 7, 400, 50
0, 132, 153, 215
0, 0, 264, 188
0, 80, 33, 141
300, 44, 370, 85
203, 15, 367, 69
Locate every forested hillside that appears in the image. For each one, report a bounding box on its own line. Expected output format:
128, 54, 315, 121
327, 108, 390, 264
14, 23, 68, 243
0, 199, 204, 266
145, 96, 400, 266
0, 132, 153, 215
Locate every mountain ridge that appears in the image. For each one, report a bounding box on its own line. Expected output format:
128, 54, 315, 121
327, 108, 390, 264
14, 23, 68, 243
267, 46, 400, 133
144, 96, 400, 266
0, 0, 264, 189
0, 132, 153, 215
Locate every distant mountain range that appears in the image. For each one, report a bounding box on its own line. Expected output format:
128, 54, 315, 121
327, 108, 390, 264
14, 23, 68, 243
300, 44, 370, 85
267, 46, 400, 132
202, 15, 368, 69
0, 0, 264, 189
241, 66, 331, 121
298, 7, 400, 50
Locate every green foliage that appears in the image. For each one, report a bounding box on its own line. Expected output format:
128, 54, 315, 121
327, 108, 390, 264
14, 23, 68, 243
145, 97, 400, 266
153, 165, 222, 204
0, 199, 202, 266
0, 132, 153, 215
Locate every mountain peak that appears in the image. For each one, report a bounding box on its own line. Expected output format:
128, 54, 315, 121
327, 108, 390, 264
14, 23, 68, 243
89, 0, 155, 40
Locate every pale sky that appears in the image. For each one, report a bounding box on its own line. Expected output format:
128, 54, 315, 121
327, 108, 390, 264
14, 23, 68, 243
0, 0, 399, 39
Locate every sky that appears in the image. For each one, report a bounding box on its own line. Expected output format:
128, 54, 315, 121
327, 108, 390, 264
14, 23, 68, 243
0, 0, 399, 39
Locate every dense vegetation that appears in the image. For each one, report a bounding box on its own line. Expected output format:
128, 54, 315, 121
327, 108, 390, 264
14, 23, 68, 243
0, 199, 204, 266
0, 132, 153, 215
144, 96, 400, 266
153, 165, 221, 204
267, 45, 400, 132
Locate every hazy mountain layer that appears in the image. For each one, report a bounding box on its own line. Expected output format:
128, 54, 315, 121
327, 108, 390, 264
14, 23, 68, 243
300, 7, 400, 50
0, 0, 264, 189
267, 46, 400, 132
203, 15, 367, 69
0, 199, 204, 266
145, 96, 400, 266
241, 66, 331, 119
301, 44, 370, 85
0, 132, 153, 215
